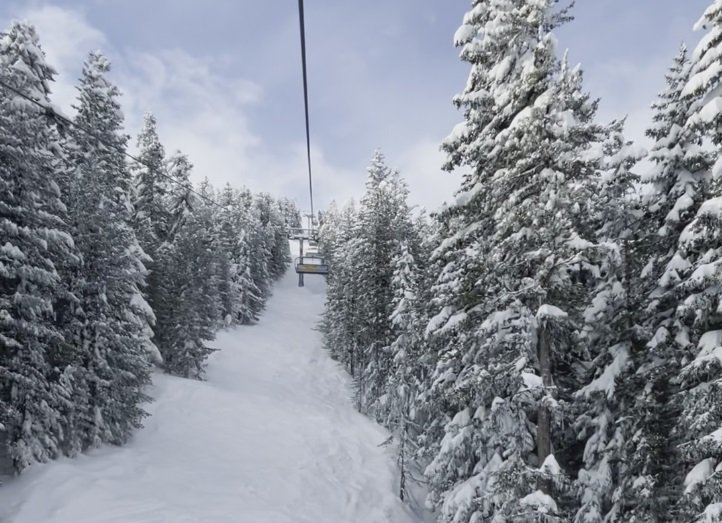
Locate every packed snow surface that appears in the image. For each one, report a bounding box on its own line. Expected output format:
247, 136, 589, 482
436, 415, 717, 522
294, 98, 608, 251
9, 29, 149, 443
0, 251, 420, 523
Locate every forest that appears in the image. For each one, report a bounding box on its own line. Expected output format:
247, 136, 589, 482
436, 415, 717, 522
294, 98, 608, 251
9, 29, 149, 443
318, 1, 722, 522
0, 21, 298, 473
2, 0, 722, 522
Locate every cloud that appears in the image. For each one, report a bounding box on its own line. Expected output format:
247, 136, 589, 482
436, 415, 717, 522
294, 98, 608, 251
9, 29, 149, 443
8, 1, 683, 217
588, 56, 670, 147
7, 4, 353, 212
17, 5, 106, 111
117, 49, 264, 193
395, 139, 458, 211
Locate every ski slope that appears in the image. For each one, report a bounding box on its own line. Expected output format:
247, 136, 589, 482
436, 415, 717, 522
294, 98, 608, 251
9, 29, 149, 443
0, 249, 421, 523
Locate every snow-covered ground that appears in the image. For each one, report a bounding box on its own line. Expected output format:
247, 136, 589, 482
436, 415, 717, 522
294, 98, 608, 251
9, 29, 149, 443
0, 249, 422, 523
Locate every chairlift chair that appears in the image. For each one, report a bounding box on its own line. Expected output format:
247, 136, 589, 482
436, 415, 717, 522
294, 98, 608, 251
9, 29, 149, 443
288, 227, 319, 241
294, 255, 329, 275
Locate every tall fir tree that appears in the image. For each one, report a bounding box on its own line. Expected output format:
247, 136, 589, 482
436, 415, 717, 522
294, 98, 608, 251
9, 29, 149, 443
611, 45, 708, 522
573, 118, 646, 523
0, 22, 77, 471
356, 152, 413, 417
424, 2, 607, 520
133, 113, 170, 251
662, 2, 722, 519
65, 51, 157, 450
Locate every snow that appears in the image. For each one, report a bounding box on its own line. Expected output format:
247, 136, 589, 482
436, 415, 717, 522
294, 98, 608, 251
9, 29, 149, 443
697, 196, 722, 220
453, 23, 476, 46
713, 155, 722, 181
566, 234, 596, 251
1, 242, 25, 260
666, 193, 695, 223
445, 121, 470, 144
454, 182, 484, 207
541, 454, 561, 477
684, 458, 717, 493
694, 2, 721, 32
519, 490, 558, 514
700, 504, 722, 523
659, 258, 688, 289
690, 330, 722, 369
439, 310, 468, 335
425, 305, 455, 336
577, 344, 629, 400
536, 304, 568, 319
700, 427, 722, 447
130, 291, 155, 320
0, 255, 420, 523
688, 261, 720, 287
521, 372, 543, 390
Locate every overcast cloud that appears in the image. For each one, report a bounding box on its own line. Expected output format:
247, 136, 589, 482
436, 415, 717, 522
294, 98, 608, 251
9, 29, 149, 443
0, 1, 710, 212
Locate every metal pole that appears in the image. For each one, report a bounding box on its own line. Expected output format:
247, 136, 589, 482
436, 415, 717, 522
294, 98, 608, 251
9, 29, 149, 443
298, 238, 304, 287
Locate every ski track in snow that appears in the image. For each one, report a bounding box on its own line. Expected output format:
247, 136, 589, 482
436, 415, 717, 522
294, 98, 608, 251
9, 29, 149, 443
0, 253, 421, 523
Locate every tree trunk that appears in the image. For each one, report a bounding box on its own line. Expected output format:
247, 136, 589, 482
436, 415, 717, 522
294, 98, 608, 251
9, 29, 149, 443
537, 319, 553, 493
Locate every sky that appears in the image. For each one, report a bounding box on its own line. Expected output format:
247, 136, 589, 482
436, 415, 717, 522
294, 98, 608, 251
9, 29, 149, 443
0, 1, 711, 213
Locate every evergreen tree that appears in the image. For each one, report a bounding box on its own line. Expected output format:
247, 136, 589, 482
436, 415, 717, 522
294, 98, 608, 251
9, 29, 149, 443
385, 239, 425, 500
573, 119, 646, 523
0, 22, 76, 471
424, 2, 604, 520
246, 192, 272, 316
610, 45, 708, 522
156, 204, 219, 379
215, 184, 245, 325
133, 113, 170, 251
165, 150, 196, 240
151, 160, 221, 378
65, 51, 157, 450
663, 3, 722, 518
355, 152, 413, 416
321, 201, 361, 368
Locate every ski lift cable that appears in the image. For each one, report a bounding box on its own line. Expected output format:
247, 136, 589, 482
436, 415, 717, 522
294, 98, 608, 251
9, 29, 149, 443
297, 0, 315, 221
0, 78, 222, 210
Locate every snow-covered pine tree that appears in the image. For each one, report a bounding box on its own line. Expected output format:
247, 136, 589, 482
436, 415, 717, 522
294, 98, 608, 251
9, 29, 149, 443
355, 151, 413, 418
604, 44, 710, 522
0, 22, 76, 471
157, 201, 219, 379
410, 205, 461, 469
661, 3, 722, 519
165, 150, 196, 240
424, 2, 605, 520
277, 197, 302, 229
573, 118, 646, 523
321, 201, 362, 369
215, 184, 245, 326
244, 189, 272, 319
64, 51, 158, 450
133, 113, 170, 251
255, 193, 290, 282
131, 113, 171, 349
319, 153, 414, 418
235, 229, 263, 325
317, 200, 340, 260
384, 238, 425, 500
150, 156, 224, 378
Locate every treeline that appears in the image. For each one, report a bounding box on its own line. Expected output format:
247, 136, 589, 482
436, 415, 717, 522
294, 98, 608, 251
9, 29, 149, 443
0, 23, 298, 473
320, 1, 722, 522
